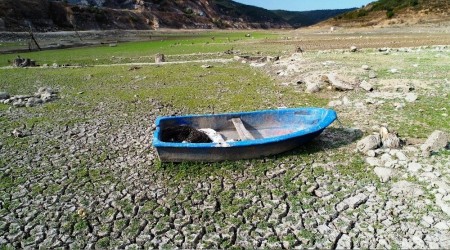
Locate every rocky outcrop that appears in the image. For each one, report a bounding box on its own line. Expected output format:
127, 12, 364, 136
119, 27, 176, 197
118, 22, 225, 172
0, 0, 292, 31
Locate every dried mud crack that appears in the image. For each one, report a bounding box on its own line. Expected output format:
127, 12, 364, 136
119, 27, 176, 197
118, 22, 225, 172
1, 35, 450, 248
3, 95, 448, 249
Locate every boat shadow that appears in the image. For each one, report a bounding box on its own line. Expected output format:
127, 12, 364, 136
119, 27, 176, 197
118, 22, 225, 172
279, 127, 363, 157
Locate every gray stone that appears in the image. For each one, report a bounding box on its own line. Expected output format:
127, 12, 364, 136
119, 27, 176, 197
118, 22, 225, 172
380, 153, 393, 163
37, 87, 54, 94
26, 97, 42, 107
362, 65, 371, 70
390, 181, 424, 197
336, 201, 349, 212
374, 167, 393, 182
12, 100, 25, 107
395, 151, 408, 161
343, 193, 368, 209
366, 157, 381, 167
0, 92, 9, 100
305, 82, 321, 93
357, 134, 381, 153
380, 127, 400, 149
359, 80, 373, 92
342, 96, 351, 105
366, 150, 376, 157
326, 73, 354, 91
421, 130, 449, 157
317, 224, 331, 234
369, 71, 377, 79
350, 46, 358, 52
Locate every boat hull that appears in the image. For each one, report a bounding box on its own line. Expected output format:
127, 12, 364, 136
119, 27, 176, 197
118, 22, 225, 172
153, 107, 336, 162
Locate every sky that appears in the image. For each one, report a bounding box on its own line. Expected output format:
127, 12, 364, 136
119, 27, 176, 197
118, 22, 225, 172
232, 0, 374, 11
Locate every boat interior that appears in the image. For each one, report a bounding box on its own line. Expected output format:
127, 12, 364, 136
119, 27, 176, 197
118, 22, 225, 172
158, 109, 323, 142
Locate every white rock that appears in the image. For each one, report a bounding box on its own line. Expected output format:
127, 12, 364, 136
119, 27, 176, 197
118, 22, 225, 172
317, 224, 331, 234
366, 150, 376, 157
362, 65, 371, 70
405, 93, 418, 102
326, 73, 354, 91
305, 82, 321, 93
366, 157, 381, 167
428, 242, 440, 249
380, 153, 393, 163
384, 160, 397, 168
328, 100, 343, 107
422, 165, 433, 172
411, 236, 425, 247
395, 151, 408, 161
408, 162, 422, 172
422, 215, 434, 225
374, 167, 393, 182
390, 181, 424, 197
342, 96, 351, 105
359, 80, 373, 92
401, 238, 414, 249
435, 221, 449, 230
350, 46, 358, 52
337, 234, 352, 249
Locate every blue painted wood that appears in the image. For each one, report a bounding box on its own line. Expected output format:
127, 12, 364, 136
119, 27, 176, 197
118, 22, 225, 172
153, 107, 337, 162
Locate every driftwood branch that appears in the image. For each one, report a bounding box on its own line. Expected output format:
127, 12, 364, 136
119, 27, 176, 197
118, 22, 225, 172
27, 24, 41, 51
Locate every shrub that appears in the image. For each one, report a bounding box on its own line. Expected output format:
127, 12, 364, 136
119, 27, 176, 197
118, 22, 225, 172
386, 9, 395, 18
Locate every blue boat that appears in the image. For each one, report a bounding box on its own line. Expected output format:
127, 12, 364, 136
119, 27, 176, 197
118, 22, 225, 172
153, 107, 337, 162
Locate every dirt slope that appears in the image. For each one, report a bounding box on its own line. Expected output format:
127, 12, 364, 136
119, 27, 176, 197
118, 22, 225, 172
317, 0, 450, 28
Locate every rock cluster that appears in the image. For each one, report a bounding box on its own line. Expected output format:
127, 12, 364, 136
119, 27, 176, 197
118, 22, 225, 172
357, 127, 401, 153
12, 56, 37, 67
1, 87, 58, 107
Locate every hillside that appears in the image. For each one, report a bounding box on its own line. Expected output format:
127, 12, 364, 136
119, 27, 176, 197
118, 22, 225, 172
319, 0, 450, 27
273, 8, 356, 28
0, 0, 354, 31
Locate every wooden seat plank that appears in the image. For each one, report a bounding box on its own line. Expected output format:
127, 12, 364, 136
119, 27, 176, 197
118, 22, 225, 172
231, 118, 255, 140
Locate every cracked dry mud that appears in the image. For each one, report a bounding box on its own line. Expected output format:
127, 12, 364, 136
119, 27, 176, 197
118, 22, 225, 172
2, 29, 450, 248
1, 96, 450, 249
